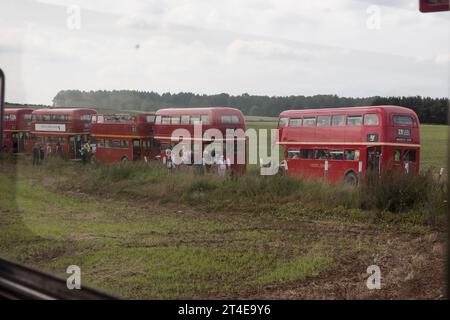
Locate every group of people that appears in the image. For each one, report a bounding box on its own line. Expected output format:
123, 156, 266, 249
31, 142, 63, 165
163, 147, 231, 176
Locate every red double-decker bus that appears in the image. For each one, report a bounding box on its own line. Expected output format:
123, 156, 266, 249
31, 108, 97, 160
90, 113, 159, 163
153, 107, 247, 173
2, 108, 34, 153
277, 105, 420, 185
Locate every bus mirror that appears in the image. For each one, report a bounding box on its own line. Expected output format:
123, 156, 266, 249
0, 69, 4, 153
419, 0, 450, 12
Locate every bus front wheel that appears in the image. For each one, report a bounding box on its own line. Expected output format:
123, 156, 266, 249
344, 171, 358, 187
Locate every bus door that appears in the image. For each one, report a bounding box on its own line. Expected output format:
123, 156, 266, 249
17, 132, 26, 152
366, 146, 381, 175
132, 139, 141, 161
69, 135, 82, 159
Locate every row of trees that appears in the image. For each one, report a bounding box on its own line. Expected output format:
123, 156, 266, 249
52, 90, 449, 124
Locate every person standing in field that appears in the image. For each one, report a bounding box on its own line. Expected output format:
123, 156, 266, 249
32, 143, 40, 165
84, 141, 92, 163
46, 143, 52, 159
217, 155, 227, 177
39, 144, 45, 162
164, 148, 173, 170
56, 142, 63, 159
80, 145, 87, 164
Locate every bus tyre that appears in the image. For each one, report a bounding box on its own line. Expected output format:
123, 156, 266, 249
344, 171, 358, 187
121, 156, 128, 163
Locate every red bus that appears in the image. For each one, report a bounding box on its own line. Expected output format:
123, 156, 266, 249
153, 107, 247, 173
90, 113, 159, 163
31, 108, 97, 160
2, 108, 34, 153
277, 105, 420, 185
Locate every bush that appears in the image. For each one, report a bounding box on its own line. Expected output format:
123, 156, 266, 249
360, 169, 446, 213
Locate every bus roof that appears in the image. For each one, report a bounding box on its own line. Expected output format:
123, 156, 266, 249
279, 105, 416, 117
4, 108, 34, 114
32, 108, 97, 115
155, 107, 243, 116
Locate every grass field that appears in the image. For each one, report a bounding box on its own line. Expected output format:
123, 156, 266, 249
0, 124, 448, 299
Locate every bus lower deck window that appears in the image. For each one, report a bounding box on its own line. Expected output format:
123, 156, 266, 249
330, 150, 344, 160
288, 149, 300, 158
315, 149, 328, 159
404, 149, 416, 162
344, 150, 359, 161
300, 149, 314, 159
394, 149, 401, 162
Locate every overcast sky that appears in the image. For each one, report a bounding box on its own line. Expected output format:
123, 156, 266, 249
0, 0, 449, 105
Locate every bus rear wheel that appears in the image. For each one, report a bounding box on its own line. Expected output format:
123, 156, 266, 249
344, 171, 358, 187
121, 156, 129, 163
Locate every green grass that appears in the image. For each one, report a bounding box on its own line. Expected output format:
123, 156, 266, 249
0, 123, 447, 299
0, 172, 338, 298
420, 124, 448, 169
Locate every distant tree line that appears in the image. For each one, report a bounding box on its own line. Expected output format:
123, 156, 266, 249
52, 90, 449, 124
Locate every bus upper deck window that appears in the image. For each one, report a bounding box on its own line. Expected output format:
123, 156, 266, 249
278, 117, 289, 128
201, 115, 209, 124
331, 115, 345, 126
364, 114, 379, 126
171, 116, 180, 124
347, 115, 362, 126
190, 116, 201, 124
146, 115, 155, 123
303, 117, 316, 127
181, 115, 190, 124
317, 115, 330, 126
231, 115, 240, 124
289, 118, 301, 127
162, 116, 171, 124
155, 115, 162, 124
393, 115, 413, 126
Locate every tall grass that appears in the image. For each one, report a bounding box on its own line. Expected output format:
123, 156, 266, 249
54, 161, 447, 226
